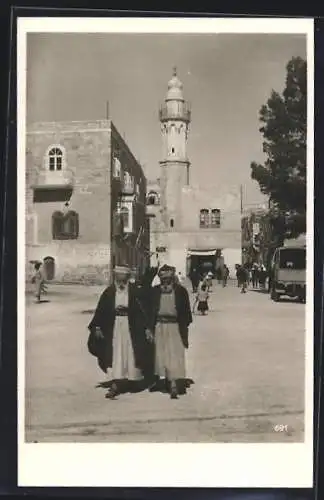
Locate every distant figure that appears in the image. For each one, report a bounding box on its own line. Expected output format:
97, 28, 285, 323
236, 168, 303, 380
189, 267, 200, 293
258, 264, 267, 289
206, 271, 213, 292
251, 263, 259, 288
193, 283, 209, 315
236, 264, 248, 294
31, 262, 46, 303
222, 265, 230, 287
235, 264, 241, 288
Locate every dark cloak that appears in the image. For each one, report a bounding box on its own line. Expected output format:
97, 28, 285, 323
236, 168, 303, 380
87, 283, 154, 375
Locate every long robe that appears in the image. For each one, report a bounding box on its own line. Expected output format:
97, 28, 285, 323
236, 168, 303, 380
147, 284, 193, 348
87, 283, 153, 376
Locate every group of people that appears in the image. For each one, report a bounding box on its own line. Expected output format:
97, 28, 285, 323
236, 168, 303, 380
189, 266, 229, 293
250, 262, 268, 289
88, 264, 193, 400
235, 262, 269, 293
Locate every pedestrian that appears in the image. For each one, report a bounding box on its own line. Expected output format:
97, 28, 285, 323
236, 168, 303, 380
222, 265, 229, 288
194, 283, 209, 315
31, 261, 46, 303
235, 264, 241, 288
251, 263, 259, 288
189, 267, 199, 293
87, 265, 154, 399
206, 271, 213, 292
146, 264, 192, 399
236, 264, 248, 294
259, 264, 267, 289
216, 267, 222, 284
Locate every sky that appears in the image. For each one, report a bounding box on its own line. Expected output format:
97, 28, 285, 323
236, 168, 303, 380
26, 33, 306, 207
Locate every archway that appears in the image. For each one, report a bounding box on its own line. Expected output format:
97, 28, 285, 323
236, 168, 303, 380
43, 256, 55, 280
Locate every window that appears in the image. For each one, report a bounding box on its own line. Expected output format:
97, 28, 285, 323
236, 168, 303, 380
211, 209, 221, 228
146, 191, 159, 206
43, 256, 55, 280
170, 218, 174, 228
52, 210, 79, 240
199, 209, 209, 228
48, 147, 64, 171
120, 206, 130, 231
199, 209, 221, 229
123, 171, 134, 191
171, 147, 175, 154
279, 248, 306, 270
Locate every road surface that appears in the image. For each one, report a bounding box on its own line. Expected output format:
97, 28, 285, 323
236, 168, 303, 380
24, 281, 305, 442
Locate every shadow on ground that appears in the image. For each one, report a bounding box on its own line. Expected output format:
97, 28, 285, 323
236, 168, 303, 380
95, 378, 195, 396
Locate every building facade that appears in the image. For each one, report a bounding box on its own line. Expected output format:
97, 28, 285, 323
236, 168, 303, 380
26, 120, 149, 284
146, 69, 242, 278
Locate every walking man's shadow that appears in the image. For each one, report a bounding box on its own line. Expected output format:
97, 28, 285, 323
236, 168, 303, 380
96, 377, 195, 396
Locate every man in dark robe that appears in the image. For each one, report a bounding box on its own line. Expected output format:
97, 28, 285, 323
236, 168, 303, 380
87, 265, 154, 399
222, 265, 230, 287
236, 264, 249, 294
146, 264, 193, 399
189, 267, 200, 293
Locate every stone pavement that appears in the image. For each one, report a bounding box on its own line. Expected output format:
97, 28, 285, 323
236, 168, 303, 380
25, 281, 305, 442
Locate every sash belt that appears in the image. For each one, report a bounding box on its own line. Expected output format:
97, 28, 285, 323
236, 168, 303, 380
115, 308, 128, 317
157, 316, 178, 324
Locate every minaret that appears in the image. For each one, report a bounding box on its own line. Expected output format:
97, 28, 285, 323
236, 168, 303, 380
159, 67, 191, 231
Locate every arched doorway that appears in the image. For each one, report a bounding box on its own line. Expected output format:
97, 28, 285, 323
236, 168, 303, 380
43, 256, 55, 280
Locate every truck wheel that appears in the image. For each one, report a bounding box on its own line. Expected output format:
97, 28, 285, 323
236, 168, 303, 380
271, 287, 280, 302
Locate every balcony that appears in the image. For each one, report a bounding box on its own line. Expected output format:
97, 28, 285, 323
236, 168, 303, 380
33, 170, 74, 190
159, 103, 191, 123
121, 181, 135, 195
146, 204, 157, 218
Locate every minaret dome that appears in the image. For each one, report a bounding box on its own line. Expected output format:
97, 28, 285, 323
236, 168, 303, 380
166, 66, 184, 101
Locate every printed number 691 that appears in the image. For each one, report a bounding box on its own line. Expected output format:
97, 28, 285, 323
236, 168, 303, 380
274, 424, 288, 432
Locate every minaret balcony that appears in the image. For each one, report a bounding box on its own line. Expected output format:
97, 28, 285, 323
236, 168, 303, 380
159, 104, 191, 123
146, 204, 158, 218
121, 182, 135, 195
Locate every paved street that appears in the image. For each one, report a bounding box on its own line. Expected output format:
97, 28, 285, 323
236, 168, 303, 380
25, 281, 305, 443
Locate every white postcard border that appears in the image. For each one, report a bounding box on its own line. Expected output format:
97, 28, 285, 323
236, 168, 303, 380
17, 17, 314, 488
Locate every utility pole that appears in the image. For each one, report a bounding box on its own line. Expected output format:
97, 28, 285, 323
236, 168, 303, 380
106, 101, 109, 120
240, 184, 243, 214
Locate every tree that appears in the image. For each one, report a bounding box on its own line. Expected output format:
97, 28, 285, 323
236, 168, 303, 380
251, 56, 307, 243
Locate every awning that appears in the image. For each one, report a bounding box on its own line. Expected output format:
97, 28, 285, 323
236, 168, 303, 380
187, 249, 217, 256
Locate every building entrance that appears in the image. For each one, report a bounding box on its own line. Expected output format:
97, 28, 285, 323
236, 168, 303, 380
43, 256, 55, 280
188, 249, 222, 278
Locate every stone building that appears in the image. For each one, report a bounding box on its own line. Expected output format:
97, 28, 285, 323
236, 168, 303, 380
26, 120, 149, 284
146, 68, 242, 278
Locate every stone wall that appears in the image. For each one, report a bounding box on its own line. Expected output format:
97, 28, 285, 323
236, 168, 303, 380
26, 120, 149, 283
26, 120, 112, 246
26, 243, 111, 284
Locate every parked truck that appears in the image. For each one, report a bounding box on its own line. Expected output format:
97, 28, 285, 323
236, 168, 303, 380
269, 246, 306, 303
